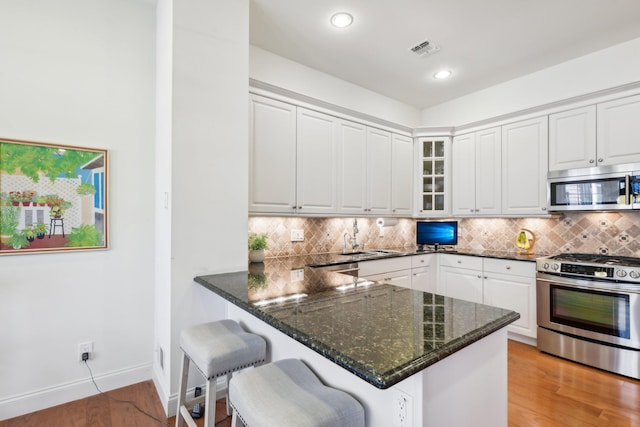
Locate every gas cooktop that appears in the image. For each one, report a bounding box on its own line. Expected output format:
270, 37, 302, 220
538, 253, 640, 283
548, 253, 640, 267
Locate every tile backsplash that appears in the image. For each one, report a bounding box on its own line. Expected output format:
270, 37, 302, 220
249, 212, 640, 258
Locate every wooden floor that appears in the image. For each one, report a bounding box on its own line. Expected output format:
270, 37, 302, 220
1, 340, 639, 426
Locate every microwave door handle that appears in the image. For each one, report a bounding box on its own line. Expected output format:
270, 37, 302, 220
625, 175, 631, 205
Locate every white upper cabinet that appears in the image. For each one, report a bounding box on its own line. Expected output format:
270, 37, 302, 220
296, 108, 338, 214
452, 127, 501, 216
249, 95, 297, 214
366, 127, 393, 215
336, 120, 367, 214
451, 133, 476, 215
416, 137, 450, 216
597, 94, 640, 166
549, 106, 596, 171
501, 117, 549, 215
475, 127, 502, 215
391, 134, 414, 216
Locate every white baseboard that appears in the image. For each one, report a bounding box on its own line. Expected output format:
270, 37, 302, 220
0, 362, 152, 421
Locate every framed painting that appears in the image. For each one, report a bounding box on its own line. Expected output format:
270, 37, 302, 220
0, 138, 108, 254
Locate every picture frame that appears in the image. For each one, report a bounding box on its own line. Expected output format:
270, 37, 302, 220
0, 138, 108, 255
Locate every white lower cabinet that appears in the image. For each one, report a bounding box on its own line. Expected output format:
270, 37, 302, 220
437, 254, 536, 339
357, 253, 536, 340
358, 257, 412, 289
482, 258, 536, 339
437, 254, 484, 303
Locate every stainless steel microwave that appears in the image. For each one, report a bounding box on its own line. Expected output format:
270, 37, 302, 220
548, 163, 640, 211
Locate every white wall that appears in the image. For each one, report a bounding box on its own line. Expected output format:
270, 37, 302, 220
250, 46, 421, 128
152, 0, 250, 414
0, 0, 156, 420
420, 37, 640, 127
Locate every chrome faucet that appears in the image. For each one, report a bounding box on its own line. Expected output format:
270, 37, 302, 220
352, 219, 359, 251
342, 219, 362, 254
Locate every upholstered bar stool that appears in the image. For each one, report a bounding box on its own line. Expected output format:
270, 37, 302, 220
176, 319, 266, 427
229, 358, 365, 427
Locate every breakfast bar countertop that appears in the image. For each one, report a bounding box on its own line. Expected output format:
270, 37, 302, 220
194, 255, 520, 389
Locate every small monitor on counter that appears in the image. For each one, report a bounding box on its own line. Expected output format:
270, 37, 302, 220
416, 220, 458, 251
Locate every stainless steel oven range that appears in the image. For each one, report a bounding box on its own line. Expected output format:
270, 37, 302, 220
536, 253, 640, 379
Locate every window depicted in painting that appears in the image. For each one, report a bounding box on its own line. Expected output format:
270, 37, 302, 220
0, 138, 108, 254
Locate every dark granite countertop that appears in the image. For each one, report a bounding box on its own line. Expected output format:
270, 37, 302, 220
194, 255, 520, 389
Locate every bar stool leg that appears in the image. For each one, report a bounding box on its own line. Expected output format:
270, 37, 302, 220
225, 373, 232, 416
175, 353, 189, 427
203, 377, 216, 427
230, 410, 243, 427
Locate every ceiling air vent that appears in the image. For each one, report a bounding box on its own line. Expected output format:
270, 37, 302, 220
409, 40, 440, 57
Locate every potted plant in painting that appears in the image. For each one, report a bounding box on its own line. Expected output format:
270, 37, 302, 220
34, 223, 48, 239
8, 232, 29, 250
49, 206, 64, 218
36, 196, 47, 206
76, 183, 96, 196
65, 224, 103, 247
248, 232, 268, 263
21, 226, 36, 242
0, 205, 20, 245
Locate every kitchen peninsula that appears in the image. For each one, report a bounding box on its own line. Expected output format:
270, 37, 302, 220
195, 255, 519, 427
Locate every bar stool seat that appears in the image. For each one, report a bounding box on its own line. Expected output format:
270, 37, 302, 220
176, 319, 266, 427
229, 358, 365, 427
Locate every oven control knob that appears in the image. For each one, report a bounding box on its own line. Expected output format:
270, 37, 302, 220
629, 271, 639, 279
551, 263, 560, 271
616, 270, 627, 278
543, 262, 550, 270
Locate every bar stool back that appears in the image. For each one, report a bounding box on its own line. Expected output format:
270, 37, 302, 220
176, 319, 266, 427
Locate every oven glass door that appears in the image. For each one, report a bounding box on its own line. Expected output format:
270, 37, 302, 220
550, 285, 630, 339
549, 176, 628, 209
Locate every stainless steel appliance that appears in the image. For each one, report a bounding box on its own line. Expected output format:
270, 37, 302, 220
536, 254, 640, 379
548, 163, 640, 211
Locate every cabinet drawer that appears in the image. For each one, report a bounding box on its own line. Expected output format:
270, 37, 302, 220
483, 258, 534, 278
438, 254, 483, 270
357, 257, 412, 277
411, 253, 435, 268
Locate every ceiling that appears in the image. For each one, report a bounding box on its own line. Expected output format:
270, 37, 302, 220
250, 0, 640, 110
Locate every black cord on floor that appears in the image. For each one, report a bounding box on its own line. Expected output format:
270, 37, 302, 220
83, 359, 173, 427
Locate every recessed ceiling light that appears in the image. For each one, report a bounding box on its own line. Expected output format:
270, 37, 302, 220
330, 12, 353, 28
433, 70, 452, 80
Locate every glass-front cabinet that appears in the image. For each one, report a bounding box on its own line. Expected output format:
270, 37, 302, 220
415, 137, 451, 217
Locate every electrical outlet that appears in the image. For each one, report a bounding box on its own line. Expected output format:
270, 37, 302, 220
290, 269, 304, 282
392, 389, 413, 427
78, 341, 93, 362
290, 229, 304, 242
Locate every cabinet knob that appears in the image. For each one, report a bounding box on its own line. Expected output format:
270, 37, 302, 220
477, 275, 482, 279
469, 209, 474, 213
475, 209, 479, 212
589, 159, 595, 164
457, 260, 462, 264
483, 276, 487, 279
393, 209, 396, 213
541, 207, 547, 211
506, 266, 511, 270
598, 158, 604, 163
298, 206, 302, 209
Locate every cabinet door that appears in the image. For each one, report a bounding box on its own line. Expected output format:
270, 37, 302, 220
475, 127, 502, 215
438, 266, 483, 303
502, 117, 549, 215
337, 120, 367, 214
391, 134, 414, 216
412, 266, 435, 293
451, 133, 476, 216
597, 94, 640, 166
366, 128, 392, 214
296, 108, 337, 214
549, 106, 596, 171
249, 95, 297, 214
483, 272, 536, 338
416, 138, 450, 217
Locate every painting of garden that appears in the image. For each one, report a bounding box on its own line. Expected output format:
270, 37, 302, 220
0, 139, 107, 254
